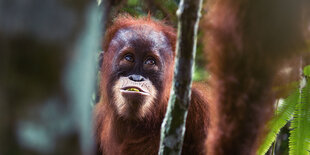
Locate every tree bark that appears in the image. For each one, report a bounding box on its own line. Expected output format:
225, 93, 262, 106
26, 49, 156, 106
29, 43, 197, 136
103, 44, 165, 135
158, 0, 203, 154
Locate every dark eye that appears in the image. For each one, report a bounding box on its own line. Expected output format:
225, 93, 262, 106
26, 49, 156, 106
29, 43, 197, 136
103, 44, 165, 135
145, 57, 156, 65
124, 54, 134, 62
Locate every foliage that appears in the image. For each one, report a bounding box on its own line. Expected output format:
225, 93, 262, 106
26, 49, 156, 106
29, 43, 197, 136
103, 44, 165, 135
289, 65, 310, 155
120, 0, 178, 24
258, 65, 310, 155
257, 90, 299, 155
193, 65, 209, 81
304, 65, 310, 76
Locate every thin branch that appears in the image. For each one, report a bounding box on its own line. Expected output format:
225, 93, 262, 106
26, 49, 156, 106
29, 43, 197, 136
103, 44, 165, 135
158, 0, 203, 154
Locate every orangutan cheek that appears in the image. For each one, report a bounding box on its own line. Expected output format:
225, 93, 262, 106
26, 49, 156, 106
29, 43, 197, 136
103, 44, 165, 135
112, 76, 157, 119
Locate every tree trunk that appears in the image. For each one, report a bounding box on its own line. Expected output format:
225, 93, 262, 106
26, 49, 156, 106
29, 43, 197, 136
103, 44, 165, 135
158, 0, 203, 154
0, 1, 105, 154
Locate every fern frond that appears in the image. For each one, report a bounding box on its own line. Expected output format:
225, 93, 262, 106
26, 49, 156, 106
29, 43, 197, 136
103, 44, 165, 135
289, 75, 310, 155
257, 89, 299, 155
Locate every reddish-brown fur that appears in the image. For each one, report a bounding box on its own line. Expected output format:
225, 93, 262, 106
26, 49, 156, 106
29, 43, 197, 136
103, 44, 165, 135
204, 0, 309, 154
95, 15, 209, 155
95, 3, 309, 153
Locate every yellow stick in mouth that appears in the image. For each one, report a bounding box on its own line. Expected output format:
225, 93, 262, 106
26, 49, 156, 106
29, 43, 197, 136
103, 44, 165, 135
126, 88, 140, 92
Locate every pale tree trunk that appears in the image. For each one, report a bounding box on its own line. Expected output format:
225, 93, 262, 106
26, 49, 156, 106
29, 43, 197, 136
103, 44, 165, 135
158, 0, 203, 154
0, 1, 105, 154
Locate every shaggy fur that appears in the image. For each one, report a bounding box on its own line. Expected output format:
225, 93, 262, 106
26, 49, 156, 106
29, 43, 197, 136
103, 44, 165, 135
95, 15, 209, 155
204, 0, 309, 154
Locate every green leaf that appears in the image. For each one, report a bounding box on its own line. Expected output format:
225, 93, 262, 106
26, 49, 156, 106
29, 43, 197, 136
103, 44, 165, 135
257, 90, 299, 155
128, 0, 139, 6
304, 65, 310, 76
289, 77, 310, 155
193, 66, 209, 81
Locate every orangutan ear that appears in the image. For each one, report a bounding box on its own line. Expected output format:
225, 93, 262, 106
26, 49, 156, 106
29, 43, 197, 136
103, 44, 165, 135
98, 51, 104, 69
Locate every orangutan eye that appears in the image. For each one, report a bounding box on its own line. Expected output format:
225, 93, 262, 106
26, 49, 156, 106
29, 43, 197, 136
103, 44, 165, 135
124, 54, 134, 62
145, 57, 156, 65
